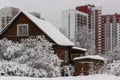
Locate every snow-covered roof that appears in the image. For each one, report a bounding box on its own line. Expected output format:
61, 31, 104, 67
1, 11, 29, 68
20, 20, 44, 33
73, 55, 106, 61
72, 47, 87, 51
0, 11, 74, 46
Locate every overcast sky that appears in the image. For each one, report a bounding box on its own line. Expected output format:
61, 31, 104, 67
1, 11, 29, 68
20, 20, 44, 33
0, 0, 120, 29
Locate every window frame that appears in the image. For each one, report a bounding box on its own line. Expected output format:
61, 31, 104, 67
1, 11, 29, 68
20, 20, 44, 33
17, 24, 29, 36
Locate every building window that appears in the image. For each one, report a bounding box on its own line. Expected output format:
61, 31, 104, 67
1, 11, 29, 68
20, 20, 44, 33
6, 16, 12, 24
17, 24, 28, 36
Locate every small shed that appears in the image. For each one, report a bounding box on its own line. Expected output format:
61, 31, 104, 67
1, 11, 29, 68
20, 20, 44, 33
73, 55, 105, 76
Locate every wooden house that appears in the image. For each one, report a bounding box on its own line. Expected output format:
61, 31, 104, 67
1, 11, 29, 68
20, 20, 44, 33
0, 11, 74, 65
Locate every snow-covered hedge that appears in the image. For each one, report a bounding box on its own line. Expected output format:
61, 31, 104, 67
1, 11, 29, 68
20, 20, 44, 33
0, 36, 61, 77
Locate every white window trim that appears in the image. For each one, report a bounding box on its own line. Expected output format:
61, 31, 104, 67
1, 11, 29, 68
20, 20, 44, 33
17, 24, 29, 36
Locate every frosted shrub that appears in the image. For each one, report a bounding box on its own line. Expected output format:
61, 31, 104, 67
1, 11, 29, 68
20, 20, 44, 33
0, 36, 61, 77
19, 36, 61, 77
101, 47, 120, 76
62, 65, 74, 76
0, 38, 25, 60
104, 47, 120, 62
104, 61, 120, 76
0, 61, 47, 77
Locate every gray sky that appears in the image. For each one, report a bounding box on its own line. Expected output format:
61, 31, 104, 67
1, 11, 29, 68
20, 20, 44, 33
0, 0, 120, 29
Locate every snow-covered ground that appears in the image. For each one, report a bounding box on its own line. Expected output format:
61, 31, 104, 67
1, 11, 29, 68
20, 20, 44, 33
0, 74, 120, 80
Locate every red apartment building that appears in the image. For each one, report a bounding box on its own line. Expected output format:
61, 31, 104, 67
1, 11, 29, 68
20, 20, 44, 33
76, 5, 102, 54
101, 13, 120, 53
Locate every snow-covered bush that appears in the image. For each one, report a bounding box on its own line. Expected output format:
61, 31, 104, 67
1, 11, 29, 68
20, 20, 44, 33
61, 65, 74, 76
0, 38, 25, 60
104, 46, 120, 62
0, 61, 47, 77
19, 36, 61, 77
99, 61, 120, 76
100, 47, 120, 76
109, 61, 120, 76
0, 36, 61, 77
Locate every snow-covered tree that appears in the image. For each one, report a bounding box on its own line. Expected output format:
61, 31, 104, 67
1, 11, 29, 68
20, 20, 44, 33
104, 46, 120, 62
86, 31, 96, 55
75, 26, 88, 48
99, 47, 120, 76
0, 36, 61, 77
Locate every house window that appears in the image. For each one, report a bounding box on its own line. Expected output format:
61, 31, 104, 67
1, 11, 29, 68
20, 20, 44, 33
17, 24, 28, 36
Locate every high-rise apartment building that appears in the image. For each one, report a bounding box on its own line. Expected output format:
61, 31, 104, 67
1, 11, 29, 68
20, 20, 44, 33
0, 7, 19, 31
62, 9, 88, 48
101, 14, 120, 53
76, 5, 102, 54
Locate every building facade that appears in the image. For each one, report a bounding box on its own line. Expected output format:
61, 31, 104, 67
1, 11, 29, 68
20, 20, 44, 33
76, 5, 102, 54
62, 9, 88, 48
101, 14, 120, 53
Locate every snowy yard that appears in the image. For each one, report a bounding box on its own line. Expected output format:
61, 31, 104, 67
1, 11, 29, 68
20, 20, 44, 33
0, 74, 120, 80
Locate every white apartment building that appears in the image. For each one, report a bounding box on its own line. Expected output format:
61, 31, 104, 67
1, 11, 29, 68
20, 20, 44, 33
0, 7, 19, 31
62, 9, 88, 48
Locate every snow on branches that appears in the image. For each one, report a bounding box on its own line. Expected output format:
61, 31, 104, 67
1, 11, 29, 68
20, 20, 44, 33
100, 47, 120, 76
104, 46, 120, 62
0, 36, 61, 77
